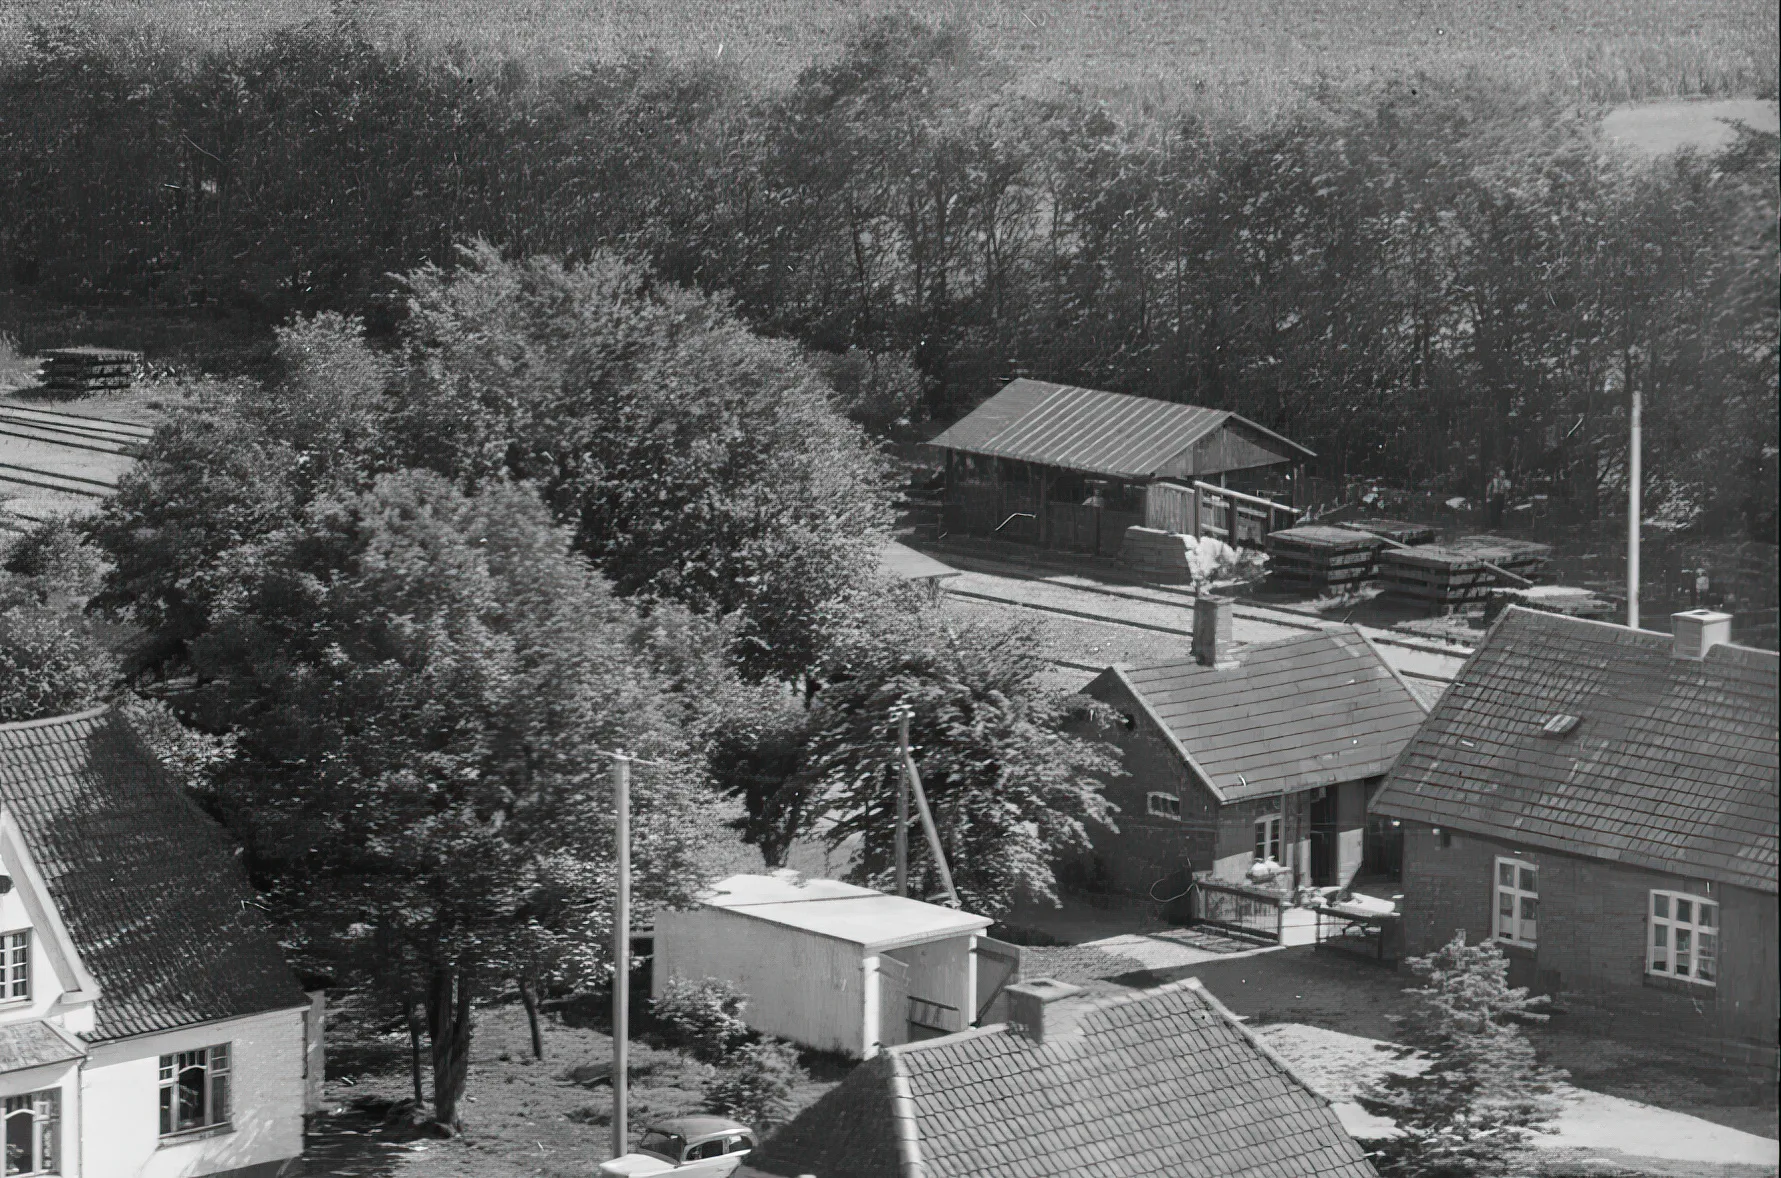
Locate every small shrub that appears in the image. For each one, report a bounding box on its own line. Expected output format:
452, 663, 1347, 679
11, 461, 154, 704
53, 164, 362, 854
2, 516, 110, 604
812, 347, 924, 431
703, 1039, 804, 1130
650, 977, 752, 1063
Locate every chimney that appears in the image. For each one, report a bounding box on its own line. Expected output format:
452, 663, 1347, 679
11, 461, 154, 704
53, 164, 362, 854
1004, 977, 1086, 1043
1193, 595, 1238, 669
1671, 609, 1733, 661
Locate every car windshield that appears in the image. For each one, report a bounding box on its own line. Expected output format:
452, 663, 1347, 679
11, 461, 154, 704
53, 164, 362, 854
636, 1130, 686, 1160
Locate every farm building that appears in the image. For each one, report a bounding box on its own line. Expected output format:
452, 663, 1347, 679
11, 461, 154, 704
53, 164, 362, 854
926, 378, 1315, 556
0, 706, 320, 1178
747, 976, 1378, 1178
652, 874, 993, 1059
1074, 597, 1429, 900
1372, 608, 1779, 1074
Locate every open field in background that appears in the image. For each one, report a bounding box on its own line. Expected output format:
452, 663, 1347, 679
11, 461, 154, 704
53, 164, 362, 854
4, 0, 1775, 119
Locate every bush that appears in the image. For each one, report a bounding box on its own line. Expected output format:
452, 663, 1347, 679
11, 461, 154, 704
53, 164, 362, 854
650, 977, 753, 1063
703, 1040, 804, 1130
811, 347, 924, 431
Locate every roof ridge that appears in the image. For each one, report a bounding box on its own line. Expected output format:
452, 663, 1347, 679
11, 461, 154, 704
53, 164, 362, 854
0, 703, 112, 733
883, 1048, 928, 1178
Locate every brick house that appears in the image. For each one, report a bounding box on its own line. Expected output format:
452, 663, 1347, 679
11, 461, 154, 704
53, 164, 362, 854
0, 706, 320, 1178
744, 975, 1378, 1178
1075, 596, 1430, 896
1371, 608, 1778, 1070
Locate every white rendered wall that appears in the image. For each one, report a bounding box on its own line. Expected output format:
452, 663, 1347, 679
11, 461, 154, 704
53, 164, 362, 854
82, 1005, 307, 1178
654, 908, 865, 1056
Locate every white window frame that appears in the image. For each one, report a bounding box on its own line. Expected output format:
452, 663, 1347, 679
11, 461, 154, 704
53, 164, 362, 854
1647, 890, 1717, 986
1146, 791, 1182, 820
1494, 857, 1538, 947
1254, 815, 1282, 863
2, 1088, 60, 1177
1, 930, 27, 1004
159, 1043, 232, 1137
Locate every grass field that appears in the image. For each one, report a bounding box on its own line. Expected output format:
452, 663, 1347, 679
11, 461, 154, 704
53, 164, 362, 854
5, 0, 1775, 118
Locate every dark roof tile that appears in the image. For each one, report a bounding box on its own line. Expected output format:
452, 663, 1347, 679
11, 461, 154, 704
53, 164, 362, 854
0, 707, 309, 1040
1372, 609, 1779, 892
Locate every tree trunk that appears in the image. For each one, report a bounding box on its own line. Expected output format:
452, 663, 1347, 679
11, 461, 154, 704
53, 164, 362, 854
404, 999, 425, 1107
518, 977, 545, 1061
427, 967, 474, 1128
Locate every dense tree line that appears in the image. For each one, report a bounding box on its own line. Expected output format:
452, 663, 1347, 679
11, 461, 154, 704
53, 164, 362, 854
3, 15, 1775, 534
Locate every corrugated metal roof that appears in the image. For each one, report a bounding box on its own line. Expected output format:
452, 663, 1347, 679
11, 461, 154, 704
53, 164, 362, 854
1092, 627, 1429, 802
1371, 608, 1780, 893
926, 379, 1314, 479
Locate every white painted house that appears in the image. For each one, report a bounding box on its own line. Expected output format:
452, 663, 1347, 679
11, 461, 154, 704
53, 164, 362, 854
653, 874, 992, 1059
0, 706, 319, 1178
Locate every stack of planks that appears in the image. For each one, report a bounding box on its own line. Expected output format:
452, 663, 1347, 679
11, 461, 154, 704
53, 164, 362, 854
1380, 545, 1495, 611
1265, 525, 1385, 593
1119, 526, 1194, 583
1341, 518, 1439, 547
40, 347, 141, 394
1450, 535, 1553, 583
1484, 586, 1616, 624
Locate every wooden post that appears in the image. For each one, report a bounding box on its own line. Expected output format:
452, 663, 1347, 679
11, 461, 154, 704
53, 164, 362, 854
1191, 486, 1201, 540
895, 710, 911, 898
611, 755, 631, 1160
1628, 379, 1642, 629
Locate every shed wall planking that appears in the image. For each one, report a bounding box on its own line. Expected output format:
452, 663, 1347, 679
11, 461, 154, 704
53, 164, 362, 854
654, 907, 865, 1056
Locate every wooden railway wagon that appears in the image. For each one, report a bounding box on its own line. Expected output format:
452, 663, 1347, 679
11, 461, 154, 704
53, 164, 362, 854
1265, 526, 1386, 592
1380, 544, 1494, 610
40, 346, 141, 393
1450, 535, 1553, 582
1342, 518, 1438, 547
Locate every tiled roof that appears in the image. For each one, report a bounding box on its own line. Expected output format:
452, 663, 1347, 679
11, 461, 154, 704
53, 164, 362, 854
0, 1020, 85, 1073
927, 379, 1314, 479
751, 977, 1377, 1178
1090, 627, 1430, 802
0, 707, 309, 1041
1371, 609, 1779, 893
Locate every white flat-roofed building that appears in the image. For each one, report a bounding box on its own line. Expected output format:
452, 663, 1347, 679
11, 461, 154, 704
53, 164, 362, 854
652, 873, 993, 1058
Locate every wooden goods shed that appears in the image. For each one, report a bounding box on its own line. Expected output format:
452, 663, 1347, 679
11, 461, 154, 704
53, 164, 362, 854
927, 379, 1315, 555
652, 874, 993, 1059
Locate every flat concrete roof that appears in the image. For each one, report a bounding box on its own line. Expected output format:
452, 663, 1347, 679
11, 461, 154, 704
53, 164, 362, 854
700, 873, 992, 952
880, 541, 960, 583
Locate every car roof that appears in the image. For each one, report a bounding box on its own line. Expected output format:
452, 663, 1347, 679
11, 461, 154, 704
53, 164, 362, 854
648, 1115, 749, 1140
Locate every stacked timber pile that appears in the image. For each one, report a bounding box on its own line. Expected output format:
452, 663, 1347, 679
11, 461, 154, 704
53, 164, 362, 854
40, 347, 141, 394
1484, 585, 1615, 624
1380, 545, 1494, 611
1119, 526, 1194, 583
1450, 535, 1552, 583
1343, 518, 1438, 546
1265, 525, 1384, 593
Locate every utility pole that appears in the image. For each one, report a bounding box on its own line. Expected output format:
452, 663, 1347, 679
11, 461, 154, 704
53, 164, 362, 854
1628, 377, 1642, 630
895, 710, 911, 898
610, 753, 631, 1160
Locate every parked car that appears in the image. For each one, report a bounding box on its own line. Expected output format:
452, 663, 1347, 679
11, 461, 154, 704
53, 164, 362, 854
597, 1116, 757, 1176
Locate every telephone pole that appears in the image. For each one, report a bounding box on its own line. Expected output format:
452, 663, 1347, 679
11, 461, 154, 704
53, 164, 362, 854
895, 710, 911, 898
610, 753, 631, 1159
1628, 378, 1642, 630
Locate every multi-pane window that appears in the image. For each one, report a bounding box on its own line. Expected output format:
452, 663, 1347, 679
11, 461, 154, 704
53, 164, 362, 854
159, 1044, 231, 1136
3, 1089, 58, 1177
1146, 792, 1182, 820
2, 931, 27, 1002
1494, 858, 1538, 946
1648, 891, 1717, 985
1254, 815, 1282, 863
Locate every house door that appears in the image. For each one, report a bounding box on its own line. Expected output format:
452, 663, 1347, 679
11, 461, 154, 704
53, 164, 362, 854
1309, 790, 1338, 887
876, 955, 910, 1050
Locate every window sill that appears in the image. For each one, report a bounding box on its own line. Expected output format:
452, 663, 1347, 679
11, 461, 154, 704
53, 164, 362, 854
1494, 938, 1537, 955
158, 1123, 235, 1148
1644, 972, 1717, 998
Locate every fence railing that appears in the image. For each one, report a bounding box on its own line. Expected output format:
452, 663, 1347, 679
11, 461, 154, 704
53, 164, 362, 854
1188, 880, 1283, 943
1313, 907, 1401, 965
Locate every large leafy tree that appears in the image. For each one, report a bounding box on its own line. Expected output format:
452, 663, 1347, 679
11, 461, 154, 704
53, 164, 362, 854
796, 581, 1123, 916
391, 242, 893, 683
186, 471, 731, 1127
